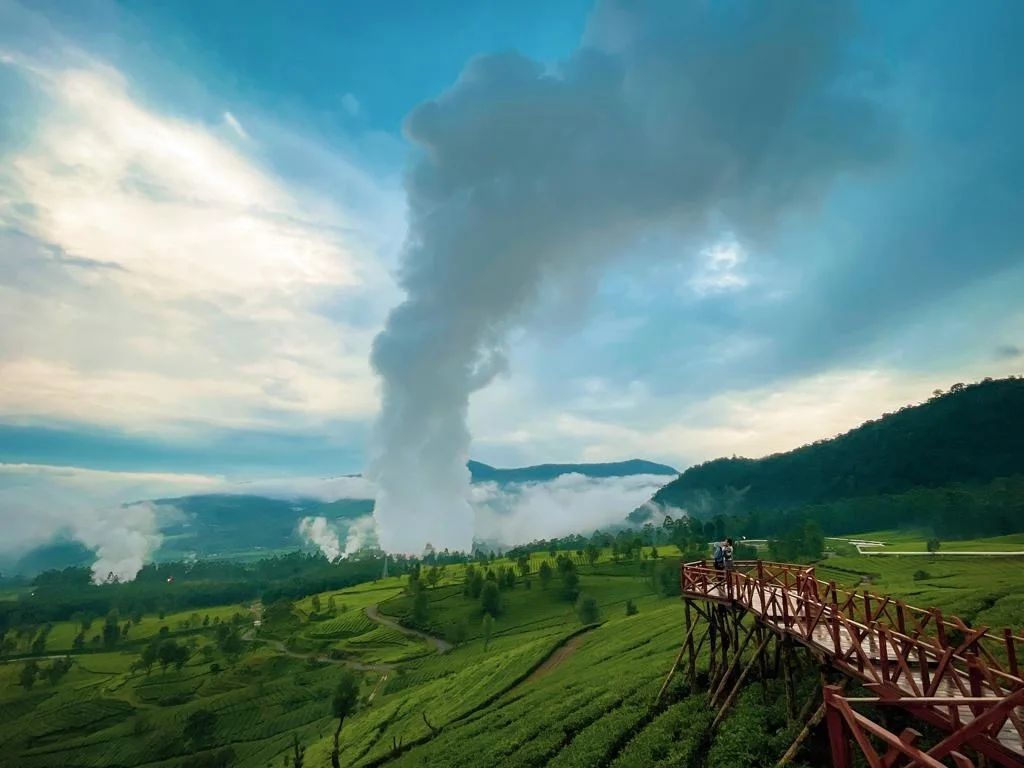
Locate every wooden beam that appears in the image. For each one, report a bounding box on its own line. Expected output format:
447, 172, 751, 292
712, 632, 773, 730
653, 620, 702, 708
710, 619, 758, 707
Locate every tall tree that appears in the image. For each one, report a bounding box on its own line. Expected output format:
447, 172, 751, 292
331, 670, 360, 768
480, 581, 501, 617
538, 561, 553, 590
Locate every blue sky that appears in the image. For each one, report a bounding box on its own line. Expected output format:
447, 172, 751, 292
1, 0, 1022, 491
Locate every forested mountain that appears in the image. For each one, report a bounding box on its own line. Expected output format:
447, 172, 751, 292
468, 458, 677, 484
638, 376, 1024, 531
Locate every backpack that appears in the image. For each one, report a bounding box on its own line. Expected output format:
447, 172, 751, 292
712, 543, 724, 566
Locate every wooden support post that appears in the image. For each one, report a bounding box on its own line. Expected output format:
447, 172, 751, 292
733, 607, 741, 656
684, 598, 696, 687
717, 607, 729, 675
710, 620, 758, 707
824, 686, 852, 768
758, 625, 770, 704
712, 632, 773, 730
709, 604, 718, 682
1004, 628, 1019, 679
783, 638, 798, 722
775, 701, 825, 768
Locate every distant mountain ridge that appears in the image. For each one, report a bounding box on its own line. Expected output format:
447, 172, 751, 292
5, 458, 676, 576
638, 376, 1024, 521
468, 458, 677, 484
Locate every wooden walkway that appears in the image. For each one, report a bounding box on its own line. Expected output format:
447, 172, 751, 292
681, 560, 1024, 767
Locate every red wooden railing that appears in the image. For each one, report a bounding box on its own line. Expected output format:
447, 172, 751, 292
681, 560, 1024, 767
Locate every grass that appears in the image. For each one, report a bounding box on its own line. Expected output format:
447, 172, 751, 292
840, 529, 1024, 552
2, 537, 1022, 768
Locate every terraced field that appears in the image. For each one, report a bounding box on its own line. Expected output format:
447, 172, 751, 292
2, 541, 1022, 768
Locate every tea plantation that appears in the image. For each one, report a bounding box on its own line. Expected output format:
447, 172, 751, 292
1, 543, 1021, 767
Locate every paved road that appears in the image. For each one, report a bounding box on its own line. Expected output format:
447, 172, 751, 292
365, 603, 452, 654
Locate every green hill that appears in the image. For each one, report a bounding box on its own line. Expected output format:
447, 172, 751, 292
637, 376, 1024, 526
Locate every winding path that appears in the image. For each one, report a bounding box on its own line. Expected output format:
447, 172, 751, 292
246, 632, 396, 672
521, 629, 593, 685
240, 599, 451, 673
364, 603, 453, 654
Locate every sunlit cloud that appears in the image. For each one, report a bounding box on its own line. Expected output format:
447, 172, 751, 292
688, 239, 749, 295
0, 54, 395, 437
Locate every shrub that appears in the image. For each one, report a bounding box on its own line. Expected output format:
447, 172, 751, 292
913, 570, 930, 581
576, 594, 600, 624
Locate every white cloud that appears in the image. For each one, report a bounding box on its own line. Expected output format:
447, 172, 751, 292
472, 473, 668, 545
688, 239, 749, 295
0, 55, 397, 436
223, 110, 249, 139
472, 360, 1024, 471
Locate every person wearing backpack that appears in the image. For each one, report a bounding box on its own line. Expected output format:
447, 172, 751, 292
712, 540, 725, 571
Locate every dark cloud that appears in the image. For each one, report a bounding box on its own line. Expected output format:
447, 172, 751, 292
369, 0, 894, 552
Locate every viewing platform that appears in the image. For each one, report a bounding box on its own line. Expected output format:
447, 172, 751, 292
677, 560, 1024, 768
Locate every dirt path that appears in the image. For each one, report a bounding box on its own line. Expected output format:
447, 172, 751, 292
241, 630, 396, 672
522, 630, 593, 685
364, 604, 453, 654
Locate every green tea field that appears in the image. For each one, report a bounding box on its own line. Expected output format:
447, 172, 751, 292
2, 541, 1022, 768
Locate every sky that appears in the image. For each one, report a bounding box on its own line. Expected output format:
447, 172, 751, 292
1, 1, 1023, 550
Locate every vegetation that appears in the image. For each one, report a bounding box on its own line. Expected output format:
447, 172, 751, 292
639, 377, 1024, 540
2, 377, 1023, 767
0, 533, 1022, 767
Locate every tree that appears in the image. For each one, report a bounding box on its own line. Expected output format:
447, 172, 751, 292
411, 588, 429, 625
559, 560, 580, 602
311, 594, 322, 614
576, 595, 600, 624
331, 670, 360, 768
285, 733, 305, 768
481, 613, 494, 651
625, 599, 639, 616
158, 639, 188, 672
517, 555, 530, 577
19, 660, 38, 689
802, 520, 824, 560
467, 569, 484, 598
46, 657, 72, 685
927, 538, 941, 557
538, 561, 553, 590
138, 641, 159, 674
446, 619, 469, 646
585, 544, 600, 567
102, 610, 120, 649
327, 595, 337, 613
426, 566, 441, 589
183, 709, 217, 749
480, 581, 501, 617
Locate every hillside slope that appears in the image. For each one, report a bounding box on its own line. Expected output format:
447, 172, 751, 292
643, 376, 1024, 519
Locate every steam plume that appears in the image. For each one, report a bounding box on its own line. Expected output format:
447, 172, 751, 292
369, 0, 890, 553
297, 516, 342, 561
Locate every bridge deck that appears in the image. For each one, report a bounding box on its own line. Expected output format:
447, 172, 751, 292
681, 561, 1024, 765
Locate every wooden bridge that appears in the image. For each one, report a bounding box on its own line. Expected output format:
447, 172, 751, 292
669, 560, 1024, 767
